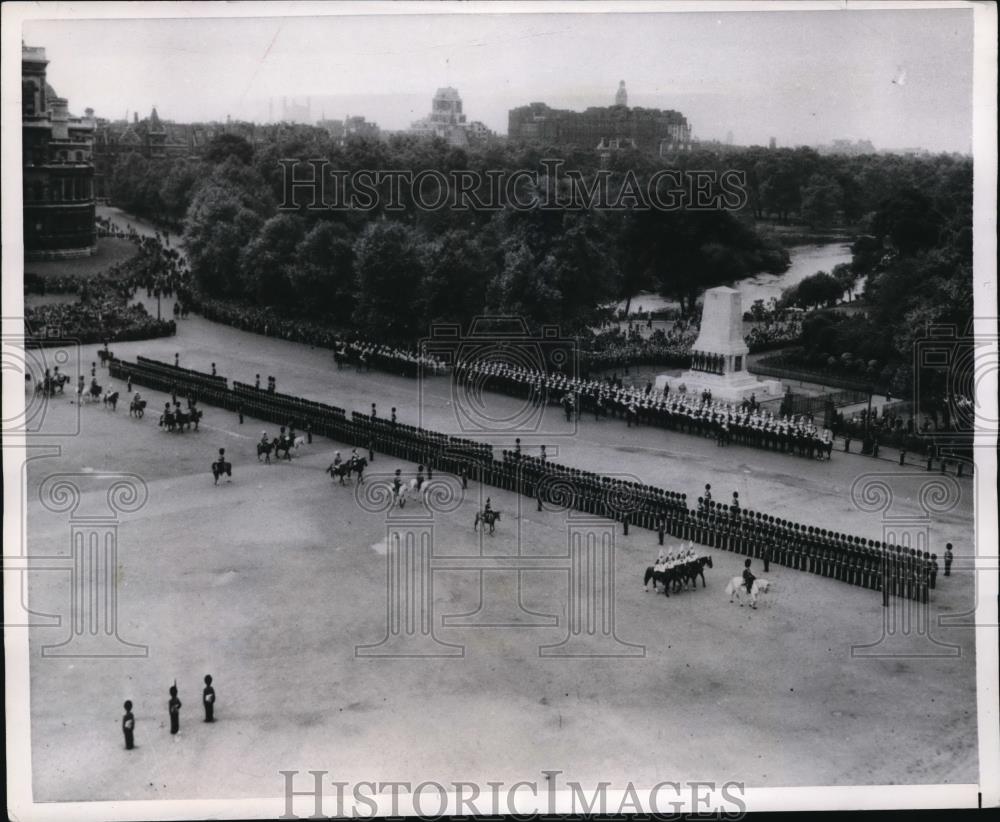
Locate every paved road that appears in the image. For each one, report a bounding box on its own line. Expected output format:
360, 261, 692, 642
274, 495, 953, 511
19, 309, 979, 801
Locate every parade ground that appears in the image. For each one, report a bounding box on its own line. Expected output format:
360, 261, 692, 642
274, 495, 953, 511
22, 313, 978, 801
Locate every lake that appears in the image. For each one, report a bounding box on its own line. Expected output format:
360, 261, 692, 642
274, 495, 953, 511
619, 241, 855, 315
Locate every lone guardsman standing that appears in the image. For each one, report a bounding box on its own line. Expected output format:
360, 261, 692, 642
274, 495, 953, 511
122, 700, 135, 750
203, 675, 216, 723
944, 543, 954, 576
168, 683, 182, 735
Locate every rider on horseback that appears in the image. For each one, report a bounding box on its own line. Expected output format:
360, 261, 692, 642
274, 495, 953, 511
484, 497, 493, 515
743, 558, 756, 595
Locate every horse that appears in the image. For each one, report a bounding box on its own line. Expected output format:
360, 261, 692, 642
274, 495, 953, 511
273, 434, 303, 461
38, 373, 70, 395
643, 565, 680, 596
326, 460, 352, 484
258, 440, 275, 464
725, 577, 772, 608
102, 390, 120, 411
676, 555, 713, 590
159, 409, 176, 432
129, 397, 146, 418
177, 407, 202, 431
349, 456, 367, 484
405, 478, 431, 506
86, 381, 103, 403
473, 509, 501, 535
211, 458, 232, 485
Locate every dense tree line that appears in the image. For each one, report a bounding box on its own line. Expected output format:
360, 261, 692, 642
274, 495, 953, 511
107, 131, 971, 353
784, 176, 972, 421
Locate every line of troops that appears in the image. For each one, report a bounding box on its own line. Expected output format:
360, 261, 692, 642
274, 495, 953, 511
455, 360, 833, 459
118, 356, 942, 601
334, 341, 447, 378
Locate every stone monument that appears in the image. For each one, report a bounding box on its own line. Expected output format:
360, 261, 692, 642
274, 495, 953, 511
654, 286, 783, 402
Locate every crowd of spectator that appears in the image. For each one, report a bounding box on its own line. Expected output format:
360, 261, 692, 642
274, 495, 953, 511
26, 274, 176, 347
195, 299, 447, 377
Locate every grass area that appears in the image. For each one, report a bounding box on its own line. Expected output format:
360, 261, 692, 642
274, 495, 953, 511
24, 237, 139, 281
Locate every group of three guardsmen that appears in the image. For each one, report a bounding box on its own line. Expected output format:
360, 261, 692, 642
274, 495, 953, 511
122, 675, 215, 750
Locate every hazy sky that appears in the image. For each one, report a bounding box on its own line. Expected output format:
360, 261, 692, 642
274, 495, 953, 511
24, 7, 975, 152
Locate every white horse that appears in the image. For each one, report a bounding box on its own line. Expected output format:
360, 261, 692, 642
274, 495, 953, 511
725, 576, 772, 608
405, 478, 431, 506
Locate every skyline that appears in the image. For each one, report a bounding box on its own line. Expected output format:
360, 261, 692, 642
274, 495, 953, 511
25, 8, 974, 153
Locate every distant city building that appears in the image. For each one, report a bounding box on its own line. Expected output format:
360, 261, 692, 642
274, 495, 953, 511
507, 82, 691, 156
269, 96, 312, 124
816, 138, 877, 156
91, 107, 201, 199
345, 115, 381, 140
768, 136, 777, 150
22, 43, 97, 259
410, 87, 471, 147
316, 118, 346, 141
615, 80, 628, 107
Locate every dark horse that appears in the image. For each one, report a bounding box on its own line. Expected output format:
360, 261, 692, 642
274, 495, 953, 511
643, 565, 681, 596
273, 434, 300, 461
257, 440, 275, 464
129, 397, 146, 418
211, 458, 232, 485
643, 556, 714, 596
676, 555, 714, 590
473, 509, 501, 535
326, 456, 367, 485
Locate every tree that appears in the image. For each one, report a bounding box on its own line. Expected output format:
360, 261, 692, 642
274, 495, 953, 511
290, 221, 357, 322
204, 133, 254, 165
799, 173, 844, 228
418, 229, 492, 330
784, 271, 844, 308
182, 158, 274, 297
353, 221, 425, 341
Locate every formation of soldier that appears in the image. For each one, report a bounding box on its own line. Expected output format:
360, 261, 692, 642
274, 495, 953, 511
454, 359, 834, 460
115, 352, 946, 608
121, 675, 216, 750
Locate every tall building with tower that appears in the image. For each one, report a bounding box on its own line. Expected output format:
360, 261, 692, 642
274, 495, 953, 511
615, 80, 628, 107
21, 43, 97, 259
508, 82, 691, 157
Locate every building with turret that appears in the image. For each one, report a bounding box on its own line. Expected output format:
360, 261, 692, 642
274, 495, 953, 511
22, 43, 97, 259
508, 82, 691, 157
91, 108, 201, 199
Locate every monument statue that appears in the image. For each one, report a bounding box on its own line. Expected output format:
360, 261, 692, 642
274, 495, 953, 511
654, 286, 783, 402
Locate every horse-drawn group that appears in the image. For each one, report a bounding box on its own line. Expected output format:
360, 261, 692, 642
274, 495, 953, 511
33, 369, 70, 397
259, 428, 306, 464
325, 449, 367, 482
643, 547, 714, 596
159, 401, 203, 432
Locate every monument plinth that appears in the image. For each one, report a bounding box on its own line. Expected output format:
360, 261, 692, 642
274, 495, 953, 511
654, 286, 783, 402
